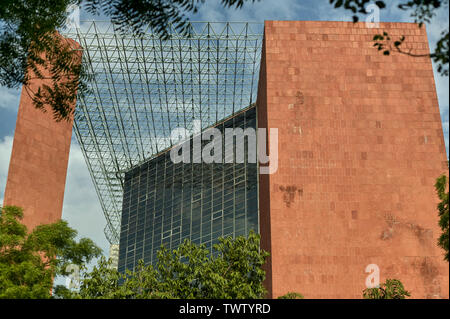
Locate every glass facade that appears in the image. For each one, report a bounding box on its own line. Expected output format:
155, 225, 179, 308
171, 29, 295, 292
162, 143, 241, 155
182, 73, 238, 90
118, 106, 258, 273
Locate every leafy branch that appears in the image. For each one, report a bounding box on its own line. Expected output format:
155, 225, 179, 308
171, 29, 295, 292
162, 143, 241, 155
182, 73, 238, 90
329, 0, 449, 76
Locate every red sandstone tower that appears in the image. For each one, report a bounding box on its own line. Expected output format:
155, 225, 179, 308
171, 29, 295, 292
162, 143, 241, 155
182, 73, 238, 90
257, 21, 449, 299
3, 37, 81, 231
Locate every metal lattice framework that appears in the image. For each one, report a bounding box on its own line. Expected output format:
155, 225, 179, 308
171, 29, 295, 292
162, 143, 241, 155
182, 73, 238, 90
61, 21, 263, 244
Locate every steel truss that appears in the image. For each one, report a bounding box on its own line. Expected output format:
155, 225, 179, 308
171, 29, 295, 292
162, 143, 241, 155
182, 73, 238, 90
61, 21, 263, 244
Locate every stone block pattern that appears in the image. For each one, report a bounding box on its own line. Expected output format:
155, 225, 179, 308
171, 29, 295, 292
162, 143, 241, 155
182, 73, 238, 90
257, 21, 449, 299
3, 38, 80, 231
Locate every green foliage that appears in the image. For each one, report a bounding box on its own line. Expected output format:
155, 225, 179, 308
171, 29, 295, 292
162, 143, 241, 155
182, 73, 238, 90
363, 279, 411, 299
1, 0, 448, 123
84, 0, 260, 39
329, 0, 449, 76
55, 231, 269, 299
277, 292, 304, 299
74, 257, 128, 299
0, 0, 260, 120
0, 0, 90, 121
0, 205, 102, 299
433, 30, 449, 76
329, 0, 383, 17
329, 0, 445, 24
435, 173, 449, 261
398, 0, 445, 25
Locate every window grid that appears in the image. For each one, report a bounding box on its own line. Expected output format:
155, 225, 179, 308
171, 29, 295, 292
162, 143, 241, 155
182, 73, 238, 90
118, 105, 258, 273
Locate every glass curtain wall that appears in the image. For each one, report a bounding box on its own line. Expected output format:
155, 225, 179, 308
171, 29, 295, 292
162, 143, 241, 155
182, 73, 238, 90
118, 105, 258, 273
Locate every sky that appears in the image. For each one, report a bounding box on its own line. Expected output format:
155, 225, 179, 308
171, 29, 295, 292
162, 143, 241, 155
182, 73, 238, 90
0, 0, 449, 275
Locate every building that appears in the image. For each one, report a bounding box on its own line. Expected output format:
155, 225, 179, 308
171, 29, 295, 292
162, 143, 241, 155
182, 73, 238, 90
118, 105, 258, 272
3, 21, 449, 298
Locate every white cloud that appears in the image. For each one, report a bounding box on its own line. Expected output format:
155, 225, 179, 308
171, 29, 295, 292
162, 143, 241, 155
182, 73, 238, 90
426, 8, 449, 112
190, 0, 449, 155
192, 0, 309, 22
424, 6, 449, 157
0, 135, 13, 204
0, 133, 109, 250
439, 103, 449, 157
62, 139, 110, 254
54, 139, 111, 288
0, 86, 21, 111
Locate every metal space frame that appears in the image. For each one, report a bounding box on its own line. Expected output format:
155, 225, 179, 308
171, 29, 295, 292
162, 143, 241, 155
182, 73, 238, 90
62, 21, 263, 243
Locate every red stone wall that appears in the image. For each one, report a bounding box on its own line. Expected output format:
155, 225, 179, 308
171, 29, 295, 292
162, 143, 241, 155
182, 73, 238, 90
3, 37, 81, 231
257, 21, 449, 299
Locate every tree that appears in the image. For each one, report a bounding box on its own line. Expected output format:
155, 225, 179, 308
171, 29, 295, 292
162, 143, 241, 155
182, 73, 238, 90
0, 0, 89, 121
363, 279, 411, 299
435, 173, 449, 261
330, 0, 449, 76
54, 231, 269, 299
0, 0, 259, 121
0, 205, 102, 298
277, 292, 304, 299
1, 1, 447, 122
